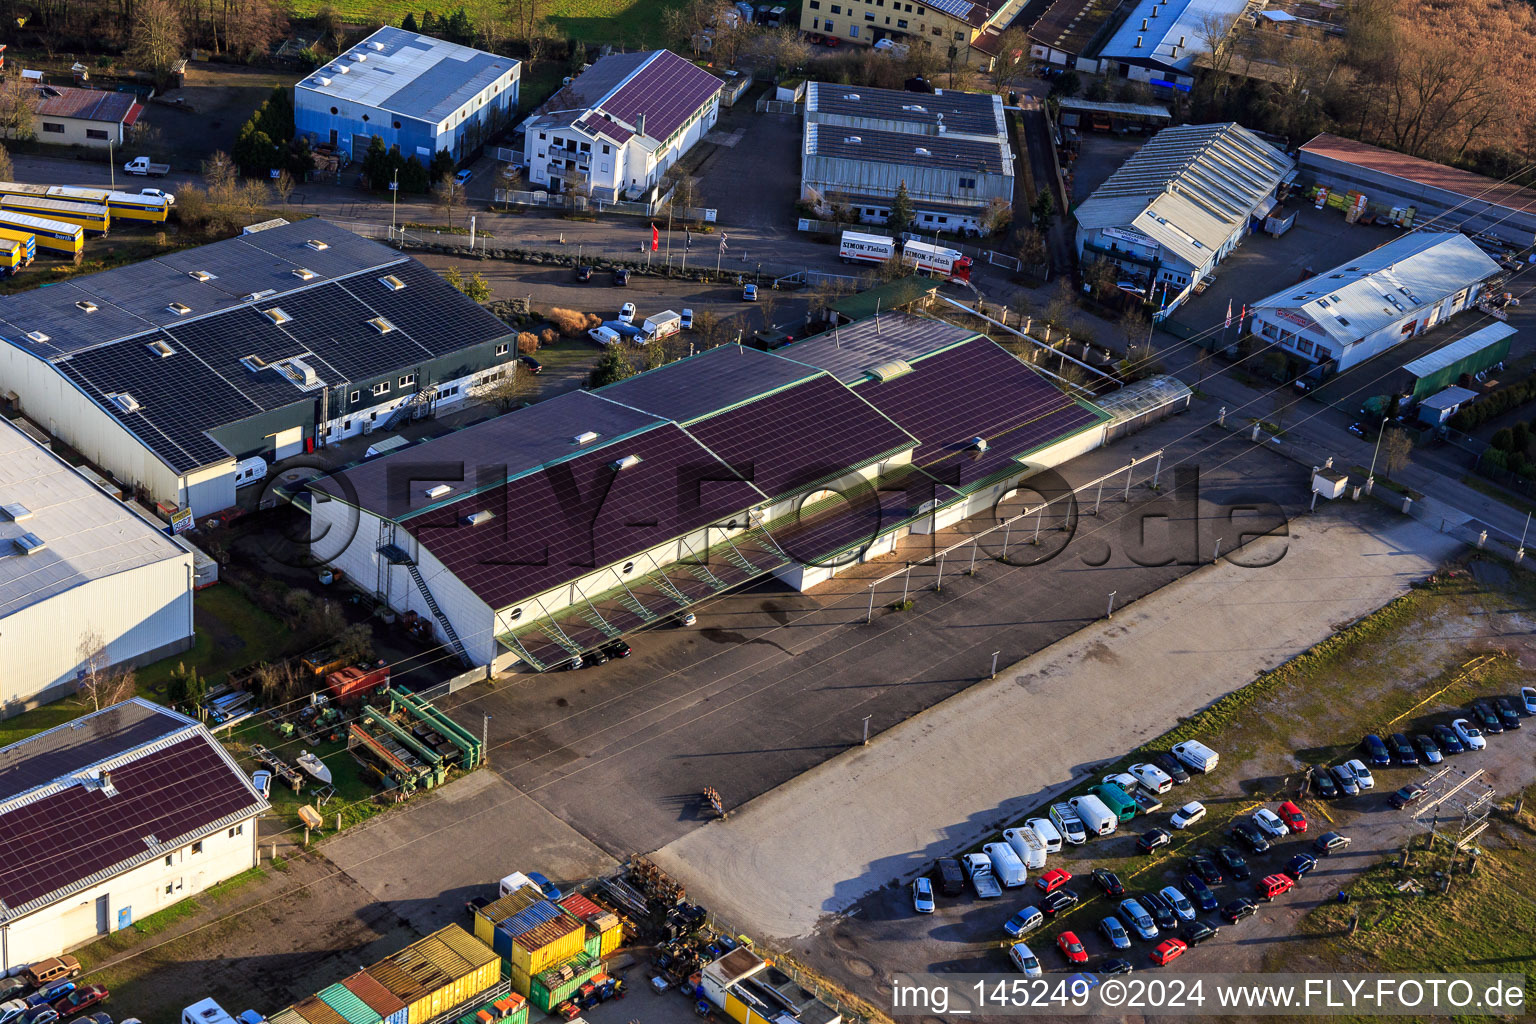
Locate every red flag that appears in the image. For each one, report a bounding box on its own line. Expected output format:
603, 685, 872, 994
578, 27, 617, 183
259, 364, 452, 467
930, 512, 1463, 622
1224, 298, 1233, 329
651, 224, 659, 251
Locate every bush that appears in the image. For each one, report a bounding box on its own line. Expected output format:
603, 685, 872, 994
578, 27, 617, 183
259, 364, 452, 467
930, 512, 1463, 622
1492, 427, 1515, 451
546, 306, 597, 336
1483, 448, 1509, 470
539, 327, 558, 347
516, 331, 540, 354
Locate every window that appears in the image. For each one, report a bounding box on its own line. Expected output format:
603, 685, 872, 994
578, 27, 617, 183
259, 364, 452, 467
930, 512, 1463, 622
86, 128, 108, 140
916, 4, 924, 10
1297, 338, 1314, 355
394, 120, 402, 129
164, 855, 173, 867
602, 144, 611, 154
399, 373, 416, 387
898, 17, 908, 26
361, 113, 370, 122
937, 215, 948, 223
330, 106, 338, 115
192, 841, 203, 854
850, 23, 859, 35
42, 122, 64, 134
932, 25, 941, 34
372, 382, 391, 396
349, 390, 360, 403
495, 342, 509, 356
958, 176, 976, 188
865, 11, 875, 19
165, 883, 174, 895
539, 132, 547, 140
954, 29, 963, 39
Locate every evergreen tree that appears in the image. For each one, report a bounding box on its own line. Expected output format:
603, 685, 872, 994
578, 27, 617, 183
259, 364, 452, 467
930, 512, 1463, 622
587, 346, 636, 388
362, 135, 391, 190
421, 10, 437, 32
401, 154, 431, 193
888, 180, 914, 235
430, 148, 456, 182
1031, 189, 1056, 230
570, 41, 587, 73
286, 134, 314, 180
402, 11, 419, 30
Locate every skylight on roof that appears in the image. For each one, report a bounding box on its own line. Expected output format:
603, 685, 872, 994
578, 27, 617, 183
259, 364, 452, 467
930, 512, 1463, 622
241, 354, 267, 371
572, 430, 600, 445
293, 267, 316, 281
145, 339, 174, 358
367, 316, 395, 334
13, 532, 45, 556
75, 300, 98, 313
263, 307, 292, 326
166, 301, 191, 315
379, 274, 406, 291
1, 502, 32, 522
25, 330, 49, 344
610, 454, 643, 471
306, 239, 329, 251
189, 270, 216, 282
464, 510, 495, 526
109, 392, 141, 414
425, 484, 453, 499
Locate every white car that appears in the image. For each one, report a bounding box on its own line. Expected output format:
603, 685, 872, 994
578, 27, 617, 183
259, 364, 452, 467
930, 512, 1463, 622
1160, 885, 1196, 921
1344, 758, 1375, 790
1102, 772, 1139, 793
1252, 808, 1289, 839
1169, 801, 1206, 829
680, 307, 694, 330
140, 186, 175, 206
1130, 762, 1174, 794
618, 301, 637, 323
1027, 817, 1063, 854
912, 876, 935, 913
1453, 718, 1486, 750
250, 769, 271, 798
1009, 942, 1043, 977
1523, 686, 1536, 714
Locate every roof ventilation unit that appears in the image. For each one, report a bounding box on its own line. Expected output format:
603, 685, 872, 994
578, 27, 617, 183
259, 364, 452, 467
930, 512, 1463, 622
970, 436, 988, 451
246, 288, 276, 302
333, 64, 349, 74
379, 274, 406, 291
166, 301, 192, 315
844, 135, 862, 144
110, 392, 142, 413
13, 532, 45, 556
263, 307, 292, 325
847, 92, 861, 100
609, 454, 642, 471
369, 40, 386, 51
189, 270, 216, 282
316, 76, 333, 87
292, 267, 316, 281
572, 430, 600, 445
285, 359, 319, 386
25, 330, 49, 344
146, 339, 175, 358
348, 51, 367, 61
75, 300, 98, 313
425, 484, 453, 499
914, 147, 931, 156
306, 239, 330, 251
1, 502, 32, 522
866, 358, 913, 382
464, 510, 495, 526
367, 316, 395, 333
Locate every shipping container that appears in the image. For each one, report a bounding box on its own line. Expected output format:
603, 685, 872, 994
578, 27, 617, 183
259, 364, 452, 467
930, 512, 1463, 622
293, 996, 351, 1024
473, 890, 543, 948
558, 895, 622, 958
0, 211, 81, 256
379, 927, 502, 1024
529, 954, 600, 1013
0, 195, 109, 234
501, 910, 585, 976
319, 984, 383, 1024
505, 961, 530, 998
342, 972, 409, 1024
267, 1010, 311, 1024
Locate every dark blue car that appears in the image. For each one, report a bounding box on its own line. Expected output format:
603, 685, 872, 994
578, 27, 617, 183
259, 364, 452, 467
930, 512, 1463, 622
1360, 734, 1391, 767
1183, 874, 1219, 912
526, 871, 562, 900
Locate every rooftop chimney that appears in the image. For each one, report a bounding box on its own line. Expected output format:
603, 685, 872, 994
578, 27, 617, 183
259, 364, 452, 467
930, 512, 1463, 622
635, 112, 646, 137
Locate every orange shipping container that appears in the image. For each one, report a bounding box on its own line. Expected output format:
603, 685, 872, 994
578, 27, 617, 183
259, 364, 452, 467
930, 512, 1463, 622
293, 996, 351, 1024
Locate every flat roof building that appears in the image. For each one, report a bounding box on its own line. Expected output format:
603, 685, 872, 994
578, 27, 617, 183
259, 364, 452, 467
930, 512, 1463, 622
1248, 232, 1502, 371
0, 698, 267, 968
1094, 0, 1252, 86
0, 219, 517, 518
295, 27, 520, 164
1299, 133, 1536, 247
802, 83, 1015, 234
1073, 122, 1294, 316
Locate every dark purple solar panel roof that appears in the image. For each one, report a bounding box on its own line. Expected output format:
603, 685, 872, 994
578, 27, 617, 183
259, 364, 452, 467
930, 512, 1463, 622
0, 700, 180, 805
598, 50, 722, 143
0, 735, 263, 910
685, 375, 915, 501
856, 340, 1106, 490
575, 114, 635, 146
402, 423, 761, 609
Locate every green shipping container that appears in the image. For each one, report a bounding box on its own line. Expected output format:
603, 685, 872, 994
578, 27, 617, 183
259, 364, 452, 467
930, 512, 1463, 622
529, 953, 599, 1013
582, 926, 601, 960
1405, 323, 1516, 400
320, 983, 385, 1024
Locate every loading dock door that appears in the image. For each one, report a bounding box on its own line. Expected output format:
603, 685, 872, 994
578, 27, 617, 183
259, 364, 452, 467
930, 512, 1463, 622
271, 426, 304, 459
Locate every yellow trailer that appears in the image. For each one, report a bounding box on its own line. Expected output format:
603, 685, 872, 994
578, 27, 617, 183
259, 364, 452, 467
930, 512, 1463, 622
0, 195, 109, 234
0, 212, 82, 257
0, 226, 37, 265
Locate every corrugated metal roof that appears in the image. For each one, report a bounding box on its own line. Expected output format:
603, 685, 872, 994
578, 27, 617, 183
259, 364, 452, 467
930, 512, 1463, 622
319, 983, 384, 1024
342, 971, 408, 1019
296, 27, 517, 123
268, 1010, 312, 1024
1249, 233, 1502, 344
33, 85, 139, 123
367, 958, 431, 1002
1402, 322, 1517, 378
293, 995, 351, 1024
1091, 375, 1192, 423
1096, 0, 1252, 74
507, 913, 584, 953
1420, 385, 1479, 410
557, 893, 608, 921
502, 899, 566, 937
1075, 123, 1294, 268
432, 923, 500, 968
1301, 134, 1536, 217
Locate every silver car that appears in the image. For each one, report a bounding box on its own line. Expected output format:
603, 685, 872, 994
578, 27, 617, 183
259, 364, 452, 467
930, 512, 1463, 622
1100, 916, 1132, 950
1118, 898, 1159, 941
1330, 762, 1360, 796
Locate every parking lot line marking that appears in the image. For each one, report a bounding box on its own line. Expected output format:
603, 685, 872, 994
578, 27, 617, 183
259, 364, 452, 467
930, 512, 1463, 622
1383, 653, 1499, 729
1306, 799, 1336, 824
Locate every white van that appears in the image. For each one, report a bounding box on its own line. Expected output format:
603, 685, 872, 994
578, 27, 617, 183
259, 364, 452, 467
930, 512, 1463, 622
184, 1000, 239, 1024
1049, 802, 1087, 845
1068, 794, 1118, 836
983, 841, 1029, 887
1002, 826, 1047, 870
588, 325, 623, 347
1027, 817, 1063, 854
499, 870, 534, 898
1172, 740, 1220, 774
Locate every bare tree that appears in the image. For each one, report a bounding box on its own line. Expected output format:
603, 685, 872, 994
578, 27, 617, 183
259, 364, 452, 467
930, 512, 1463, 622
273, 169, 295, 206
1017, 227, 1048, 269
1382, 426, 1415, 477
0, 78, 39, 141
434, 173, 466, 228
481, 365, 533, 410
762, 25, 811, 75
128, 0, 187, 87
75, 630, 136, 711
980, 197, 1013, 236
989, 27, 1031, 89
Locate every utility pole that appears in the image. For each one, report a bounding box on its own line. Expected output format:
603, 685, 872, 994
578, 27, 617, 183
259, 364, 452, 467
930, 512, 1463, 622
861, 715, 872, 745
390, 169, 399, 239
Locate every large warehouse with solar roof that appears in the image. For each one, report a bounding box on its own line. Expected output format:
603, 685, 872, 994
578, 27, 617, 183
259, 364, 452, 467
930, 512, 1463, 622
0, 219, 519, 518
311, 314, 1110, 673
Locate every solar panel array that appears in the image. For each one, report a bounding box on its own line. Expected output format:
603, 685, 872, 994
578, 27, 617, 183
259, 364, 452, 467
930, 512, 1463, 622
404, 423, 761, 609
573, 114, 635, 146
810, 83, 1001, 137
594, 344, 819, 425
0, 735, 262, 910
596, 50, 723, 143
808, 124, 1009, 173
685, 374, 916, 502
857, 339, 1105, 490
0, 701, 177, 805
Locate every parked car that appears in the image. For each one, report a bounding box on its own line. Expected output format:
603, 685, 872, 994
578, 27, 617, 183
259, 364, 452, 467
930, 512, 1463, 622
1230, 822, 1270, 853
1028, 817, 1064, 853
26, 987, 70, 1010
1103, 771, 1140, 793
49, 988, 106, 1017
1222, 897, 1258, 923
1170, 801, 1206, 829
680, 308, 694, 330
1101, 958, 1135, 975
1453, 718, 1486, 750
1360, 733, 1392, 766
526, 872, 562, 900
1414, 734, 1444, 764
575, 265, 593, 282
743, 283, 758, 301
1284, 853, 1317, 880
1153, 753, 1191, 784
1190, 852, 1223, 885
618, 301, 637, 323
1042, 889, 1079, 916
1432, 722, 1467, 754
613, 267, 631, 285
465, 894, 491, 915
1003, 906, 1044, 938
1252, 809, 1288, 839
250, 769, 271, 798
602, 639, 631, 659
1150, 938, 1188, 966
585, 647, 609, 667
17, 1009, 56, 1024
1276, 801, 1307, 833
1057, 932, 1089, 965
1160, 885, 1196, 921
1344, 759, 1375, 790
1494, 698, 1522, 729
1216, 845, 1251, 880
1141, 891, 1178, 931
1390, 783, 1428, 809
934, 857, 965, 896
25, 961, 79, 988
1093, 868, 1125, 898
1387, 732, 1420, 764
1523, 686, 1536, 714
1183, 874, 1218, 911
139, 186, 176, 206
1314, 831, 1352, 855
1118, 898, 1159, 941
912, 876, 935, 913
1037, 868, 1072, 893
1100, 916, 1132, 950
1256, 874, 1295, 901
1008, 942, 1042, 977
0, 1001, 28, 1024
1130, 763, 1174, 794
1182, 920, 1220, 945
0, 980, 26, 1003
1330, 763, 1361, 797
1470, 701, 1504, 734
454, 169, 473, 186
1138, 828, 1171, 853
1311, 767, 1340, 799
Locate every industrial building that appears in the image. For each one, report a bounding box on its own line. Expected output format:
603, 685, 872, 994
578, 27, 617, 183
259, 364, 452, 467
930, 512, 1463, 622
312, 314, 1109, 673
0, 698, 267, 968
0, 219, 517, 518
802, 83, 1015, 234
33, 84, 144, 149
295, 27, 520, 164
1073, 123, 1294, 316
1401, 322, 1514, 399
522, 50, 722, 201
1247, 232, 1502, 371
799, 0, 1028, 68
1299, 134, 1536, 248
1093, 0, 1251, 87
0, 417, 193, 713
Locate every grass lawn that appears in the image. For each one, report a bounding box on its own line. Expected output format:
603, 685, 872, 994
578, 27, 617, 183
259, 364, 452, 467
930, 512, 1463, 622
287, 0, 682, 46
219, 716, 391, 835
0, 230, 194, 296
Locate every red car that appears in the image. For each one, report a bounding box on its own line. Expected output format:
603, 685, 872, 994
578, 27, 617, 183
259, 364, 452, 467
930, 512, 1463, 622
1057, 931, 1088, 964
51, 985, 107, 1016
1256, 874, 1295, 901
1277, 801, 1307, 833
1036, 868, 1073, 893
823, 35, 841, 47
1150, 938, 1188, 966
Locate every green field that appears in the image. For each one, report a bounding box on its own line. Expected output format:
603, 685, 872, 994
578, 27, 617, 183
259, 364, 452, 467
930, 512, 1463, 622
287, 0, 683, 47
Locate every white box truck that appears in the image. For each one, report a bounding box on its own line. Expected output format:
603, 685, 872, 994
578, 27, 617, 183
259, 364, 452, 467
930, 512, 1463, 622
184, 1000, 239, 1024
1003, 826, 1047, 870
901, 239, 974, 282
983, 841, 1029, 887
839, 230, 896, 264
500, 870, 535, 897
642, 310, 682, 340
962, 852, 1002, 898
1172, 740, 1220, 774
1069, 794, 1118, 836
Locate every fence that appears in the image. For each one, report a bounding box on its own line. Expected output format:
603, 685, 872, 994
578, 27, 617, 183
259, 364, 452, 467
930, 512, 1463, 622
755, 98, 803, 114
701, 908, 871, 1024
773, 268, 862, 289
489, 187, 717, 222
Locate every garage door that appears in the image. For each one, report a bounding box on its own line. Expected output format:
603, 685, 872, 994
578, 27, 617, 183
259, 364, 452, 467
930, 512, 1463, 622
271, 426, 304, 460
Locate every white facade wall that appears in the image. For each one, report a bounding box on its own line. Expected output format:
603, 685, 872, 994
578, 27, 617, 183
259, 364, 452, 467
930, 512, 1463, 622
0, 557, 195, 714
1253, 282, 1485, 371
526, 96, 719, 198
320, 363, 510, 446
34, 114, 126, 149
1, 817, 257, 970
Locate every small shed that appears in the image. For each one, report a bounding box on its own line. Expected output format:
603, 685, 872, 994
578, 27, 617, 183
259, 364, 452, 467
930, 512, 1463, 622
1417, 385, 1479, 425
